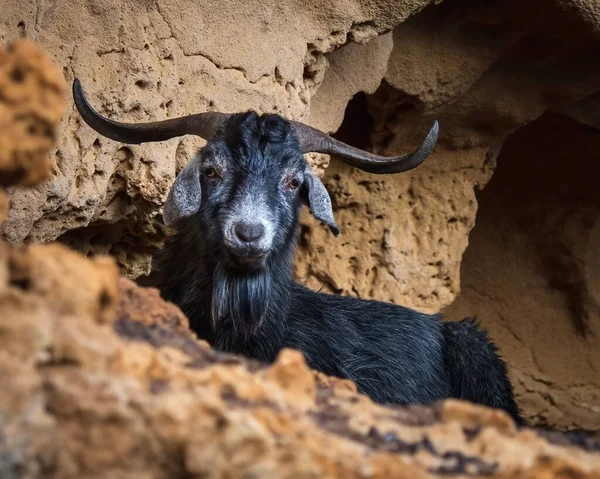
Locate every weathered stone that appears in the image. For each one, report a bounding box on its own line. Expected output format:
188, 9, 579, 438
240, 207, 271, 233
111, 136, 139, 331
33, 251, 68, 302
295, 0, 600, 430
444, 113, 600, 431
116, 276, 190, 335
1, 0, 600, 434
0, 191, 8, 224
0, 41, 65, 187
2, 258, 600, 477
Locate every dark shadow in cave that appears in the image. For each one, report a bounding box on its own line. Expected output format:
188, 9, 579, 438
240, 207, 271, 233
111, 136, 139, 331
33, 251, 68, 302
331, 91, 374, 151
443, 112, 600, 429
446, 112, 600, 337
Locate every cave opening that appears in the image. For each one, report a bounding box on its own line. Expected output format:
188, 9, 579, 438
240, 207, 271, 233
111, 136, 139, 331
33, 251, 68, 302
443, 112, 600, 430
331, 91, 375, 151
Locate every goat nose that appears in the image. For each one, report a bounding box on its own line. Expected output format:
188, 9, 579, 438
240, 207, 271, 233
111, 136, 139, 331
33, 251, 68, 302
234, 222, 265, 243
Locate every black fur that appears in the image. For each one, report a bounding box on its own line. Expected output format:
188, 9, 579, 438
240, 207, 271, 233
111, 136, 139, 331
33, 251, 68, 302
442, 318, 522, 424
151, 111, 524, 425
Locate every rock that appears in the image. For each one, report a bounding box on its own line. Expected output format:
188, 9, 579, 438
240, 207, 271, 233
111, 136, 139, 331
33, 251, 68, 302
5, 242, 118, 322
0, 41, 65, 187
0, 191, 8, 224
444, 113, 600, 431
2, 0, 600, 433
3, 266, 600, 477
1, 42, 600, 477
296, 0, 600, 314
307, 32, 394, 134
294, 0, 600, 430
116, 276, 190, 335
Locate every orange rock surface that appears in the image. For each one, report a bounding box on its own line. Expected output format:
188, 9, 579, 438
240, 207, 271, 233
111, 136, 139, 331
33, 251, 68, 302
1, 39, 600, 479
2, 1, 600, 430
0, 41, 65, 186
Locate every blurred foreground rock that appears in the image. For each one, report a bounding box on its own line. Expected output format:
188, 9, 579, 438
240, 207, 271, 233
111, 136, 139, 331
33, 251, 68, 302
0, 41, 65, 187
1, 39, 600, 479
2, 244, 600, 478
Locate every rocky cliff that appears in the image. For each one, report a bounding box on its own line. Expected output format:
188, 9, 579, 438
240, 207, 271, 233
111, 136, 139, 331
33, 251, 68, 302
1, 39, 600, 478
1, 0, 599, 432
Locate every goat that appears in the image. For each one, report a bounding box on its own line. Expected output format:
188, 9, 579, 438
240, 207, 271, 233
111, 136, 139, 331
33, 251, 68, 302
73, 79, 523, 424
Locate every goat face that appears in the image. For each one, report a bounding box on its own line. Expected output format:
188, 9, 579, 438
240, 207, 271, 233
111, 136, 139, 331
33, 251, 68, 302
192, 112, 311, 271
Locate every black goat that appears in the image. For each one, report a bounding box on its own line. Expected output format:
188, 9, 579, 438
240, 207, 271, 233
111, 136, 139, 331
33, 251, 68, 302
73, 79, 523, 424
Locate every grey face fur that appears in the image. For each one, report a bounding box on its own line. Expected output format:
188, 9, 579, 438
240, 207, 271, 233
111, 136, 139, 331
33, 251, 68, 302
220, 171, 279, 261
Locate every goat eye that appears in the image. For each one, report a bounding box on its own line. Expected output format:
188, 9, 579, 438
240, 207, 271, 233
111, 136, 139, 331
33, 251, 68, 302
205, 167, 218, 178
288, 178, 300, 190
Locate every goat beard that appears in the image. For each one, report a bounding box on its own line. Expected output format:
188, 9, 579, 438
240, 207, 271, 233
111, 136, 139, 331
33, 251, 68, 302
211, 259, 272, 340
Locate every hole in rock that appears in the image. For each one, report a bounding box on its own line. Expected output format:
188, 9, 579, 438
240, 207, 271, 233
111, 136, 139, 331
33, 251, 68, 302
10, 68, 25, 83
332, 91, 374, 151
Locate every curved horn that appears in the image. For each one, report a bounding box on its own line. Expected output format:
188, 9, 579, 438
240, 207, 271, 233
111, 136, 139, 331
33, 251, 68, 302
72, 79, 231, 144
291, 120, 439, 175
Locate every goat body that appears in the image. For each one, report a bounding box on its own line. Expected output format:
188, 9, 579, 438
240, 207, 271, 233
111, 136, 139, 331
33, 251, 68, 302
153, 115, 522, 423
71, 82, 523, 425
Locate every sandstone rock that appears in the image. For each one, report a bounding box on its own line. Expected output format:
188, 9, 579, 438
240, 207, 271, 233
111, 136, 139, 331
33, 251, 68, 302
294, 0, 600, 431
116, 276, 190, 335
2, 43, 600, 478
297, 0, 600, 314
0, 190, 8, 224
0, 41, 65, 187
0, 39, 65, 246
307, 32, 394, 134
1, 0, 600, 434
2, 262, 600, 477
444, 113, 600, 431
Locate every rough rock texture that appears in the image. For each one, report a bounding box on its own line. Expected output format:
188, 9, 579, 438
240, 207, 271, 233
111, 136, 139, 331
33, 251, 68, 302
295, 0, 600, 430
0, 41, 65, 186
0, 0, 434, 277
444, 113, 600, 431
2, 41, 600, 476
4, 270, 600, 478
117, 276, 191, 336
296, 0, 600, 313
2, 0, 600, 432
0, 190, 8, 224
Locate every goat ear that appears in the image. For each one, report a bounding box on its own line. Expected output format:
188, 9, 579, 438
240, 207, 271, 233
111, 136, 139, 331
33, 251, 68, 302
302, 166, 340, 236
163, 161, 202, 226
